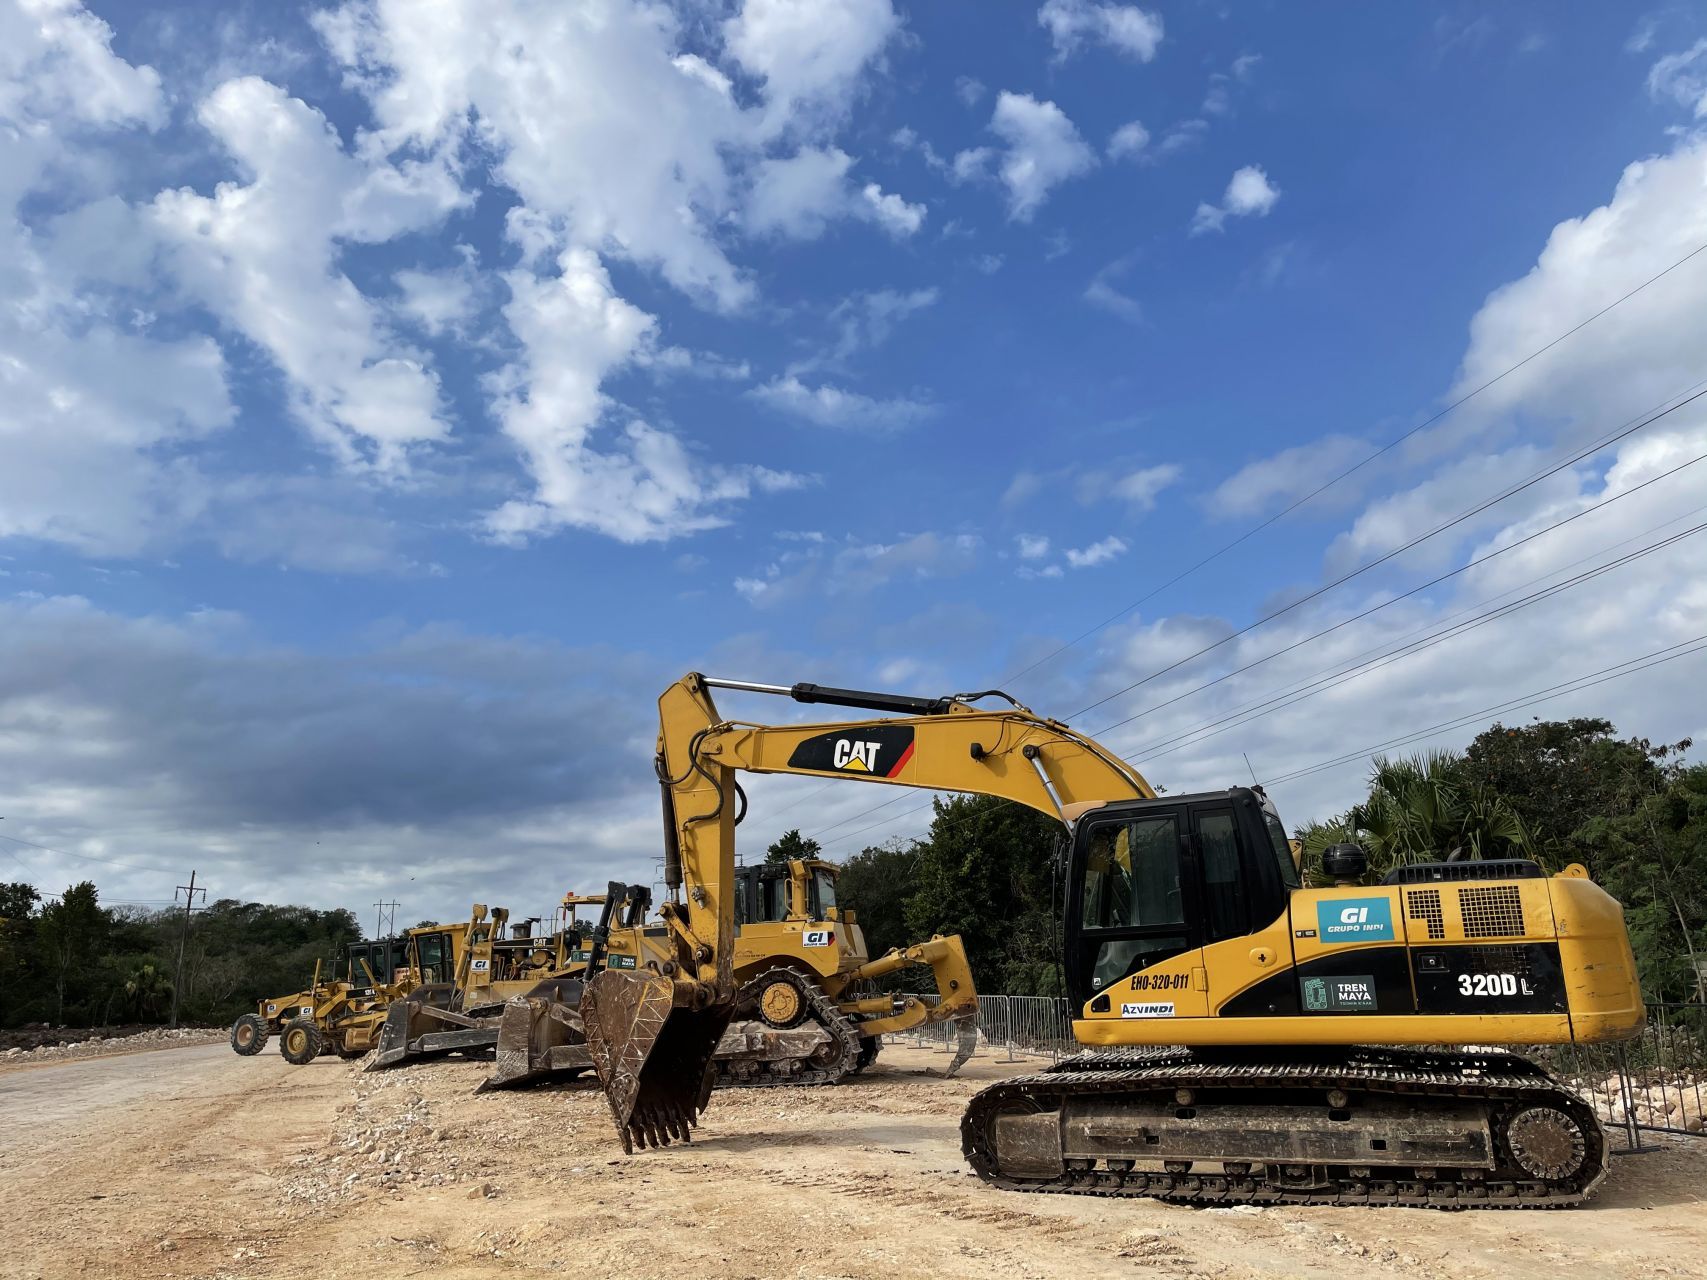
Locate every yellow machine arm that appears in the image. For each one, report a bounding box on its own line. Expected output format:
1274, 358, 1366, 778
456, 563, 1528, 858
582, 673, 1155, 1150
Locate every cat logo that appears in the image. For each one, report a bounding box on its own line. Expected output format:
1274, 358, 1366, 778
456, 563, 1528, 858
832, 739, 883, 771
787, 724, 915, 777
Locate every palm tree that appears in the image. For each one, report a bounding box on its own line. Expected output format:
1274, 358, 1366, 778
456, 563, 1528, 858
123, 963, 173, 1023
1297, 751, 1534, 883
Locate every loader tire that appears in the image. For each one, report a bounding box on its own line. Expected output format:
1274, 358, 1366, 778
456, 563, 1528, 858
279, 1017, 324, 1066
230, 1014, 267, 1056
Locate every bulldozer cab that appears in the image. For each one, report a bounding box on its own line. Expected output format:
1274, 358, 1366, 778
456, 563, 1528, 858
733, 858, 842, 924
1065, 787, 1298, 1011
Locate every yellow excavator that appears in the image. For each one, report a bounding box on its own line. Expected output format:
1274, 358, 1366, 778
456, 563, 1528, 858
577, 673, 1645, 1208
477, 861, 976, 1090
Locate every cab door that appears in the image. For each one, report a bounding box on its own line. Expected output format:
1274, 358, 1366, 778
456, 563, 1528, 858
1067, 807, 1209, 1018
1192, 803, 1296, 1013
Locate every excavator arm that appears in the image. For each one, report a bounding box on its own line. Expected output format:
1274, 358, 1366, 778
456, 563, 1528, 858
581, 672, 1155, 1151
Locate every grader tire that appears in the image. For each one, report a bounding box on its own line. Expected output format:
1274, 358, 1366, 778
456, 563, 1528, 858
279, 1017, 324, 1066
230, 1014, 267, 1057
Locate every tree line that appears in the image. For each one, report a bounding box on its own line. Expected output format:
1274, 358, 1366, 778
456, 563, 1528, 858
822, 717, 1704, 1001
4, 713, 1699, 1029
0, 887, 360, 1029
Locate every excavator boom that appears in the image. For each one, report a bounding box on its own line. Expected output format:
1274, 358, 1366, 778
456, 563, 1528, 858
580, 673, 1151, 1150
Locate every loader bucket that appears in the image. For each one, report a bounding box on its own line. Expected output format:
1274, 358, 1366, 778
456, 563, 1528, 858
581, 969, 733, 1154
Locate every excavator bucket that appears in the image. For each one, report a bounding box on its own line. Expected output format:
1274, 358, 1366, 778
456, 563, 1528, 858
581, 968, 733, 1154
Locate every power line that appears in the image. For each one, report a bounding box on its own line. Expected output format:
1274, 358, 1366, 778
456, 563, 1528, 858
1119, 501, 1707, 765
1263, 634, 1707, 787
1125, 517, 1707, 766
1068, 381, 1707, 723
0, 829, 178, 877
1092, 443, 1707, 738
1000, 237, 1707, 686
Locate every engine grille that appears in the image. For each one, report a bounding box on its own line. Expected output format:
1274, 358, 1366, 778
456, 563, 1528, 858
1458, 885, 1525, 938
1406, 888, 1446, 940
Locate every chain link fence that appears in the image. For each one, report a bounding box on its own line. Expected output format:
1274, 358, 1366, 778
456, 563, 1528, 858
896, 994, 1707, 1152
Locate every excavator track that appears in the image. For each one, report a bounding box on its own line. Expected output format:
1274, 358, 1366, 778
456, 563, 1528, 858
713, 967, 864, 1088
961, 1046, 1606, 1209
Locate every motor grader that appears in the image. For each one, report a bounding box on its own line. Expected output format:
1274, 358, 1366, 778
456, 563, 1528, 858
571, 672, 1644, 1210
476, 859, 977, 1090
228, 935, 411, 1058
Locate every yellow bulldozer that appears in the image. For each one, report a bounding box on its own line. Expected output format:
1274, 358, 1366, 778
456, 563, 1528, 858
365, 897, 601, 1070
476, 858, 977, 1090
570, 672, 1644, 1209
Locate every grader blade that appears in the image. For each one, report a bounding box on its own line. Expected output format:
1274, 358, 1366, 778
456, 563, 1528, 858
582, 969, 732, 1154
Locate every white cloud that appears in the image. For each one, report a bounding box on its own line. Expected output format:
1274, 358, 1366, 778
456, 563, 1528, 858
151, 76, 460, 474
1016, 534, 1050, 559
313, 0, 907, 543
746, 146, 857, 237
1448, 136, 1707, 435
484, 247, 804, 544
1084, 253, 1142, 322
1065, 535, 1128, 568
0, 0, 236, 555
393, 256, 482, 337
1191, 164, 1280, 235
1647, 40, 1707, 115
860, 181, 926, 236
1037, 0, 1163, 63
1107, 119, 1150, 161
742, 148, 927, 240
1112, 464, 1183, 509
955, 75, 985, 106
736, 530, 981, 606
958, 91, 1097, 221
749, 375, 936, 431
723, 0, 900, 127
1210, 435, 1373, 519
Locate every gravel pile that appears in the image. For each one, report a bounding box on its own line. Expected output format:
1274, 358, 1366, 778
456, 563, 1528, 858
1, 1026, 222, 1062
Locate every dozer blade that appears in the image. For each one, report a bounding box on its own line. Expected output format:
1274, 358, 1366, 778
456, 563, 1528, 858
476, 992, 594, 1092
581, 969, 733, 1154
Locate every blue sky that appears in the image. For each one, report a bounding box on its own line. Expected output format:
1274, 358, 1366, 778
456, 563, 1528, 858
3, 0, 1706, 925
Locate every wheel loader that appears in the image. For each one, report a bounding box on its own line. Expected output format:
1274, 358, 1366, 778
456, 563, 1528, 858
475, 858, 977, 1090
570, 672, 1644, 1209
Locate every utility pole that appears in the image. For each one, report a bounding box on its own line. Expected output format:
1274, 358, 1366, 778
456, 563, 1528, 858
372, 899, 399, 940
169, 870, 206, 1030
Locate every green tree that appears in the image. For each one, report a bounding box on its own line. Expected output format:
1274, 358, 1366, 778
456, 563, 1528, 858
834, 842, 916, 962
36, 882, 112, 1024
1458, 718, 1687, 860
122, 962, 173, 1022
1575, 763, 1707, 999
902, 794, 1065, 996
765, 828, 823, 866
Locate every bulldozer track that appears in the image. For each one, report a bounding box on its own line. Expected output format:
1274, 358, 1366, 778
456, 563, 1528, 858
714, 967, 864, 1089
961, 1045, 1607, 1209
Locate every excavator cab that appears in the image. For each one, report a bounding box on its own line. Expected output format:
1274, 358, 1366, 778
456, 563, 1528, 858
1065, 787, 1297, 1009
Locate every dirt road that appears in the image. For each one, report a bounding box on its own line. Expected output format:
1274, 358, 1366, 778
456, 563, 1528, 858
2, 1042, 1704, 1280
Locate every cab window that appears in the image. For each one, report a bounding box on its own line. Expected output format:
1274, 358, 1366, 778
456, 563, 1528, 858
811, 869, 837, 917
1079, 814, 1189, 992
